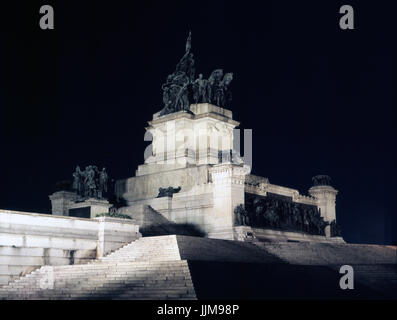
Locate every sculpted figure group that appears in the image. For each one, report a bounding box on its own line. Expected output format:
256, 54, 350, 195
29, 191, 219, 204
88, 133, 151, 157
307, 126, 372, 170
160, 32, 233, 116
312, 175, 332, 186
72, 165, 109, 199
192, 70, 233, 107
235, 195, 329, 236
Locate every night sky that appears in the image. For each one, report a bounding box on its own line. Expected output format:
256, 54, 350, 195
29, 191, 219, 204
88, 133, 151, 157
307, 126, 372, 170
0, 1, 396, 244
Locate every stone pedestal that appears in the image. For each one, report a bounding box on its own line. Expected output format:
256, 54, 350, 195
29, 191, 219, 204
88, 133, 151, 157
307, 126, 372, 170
49, 191, 79, 216
69, 198, 112, 219
136, 103, 240, 177
115, 104, 245, 238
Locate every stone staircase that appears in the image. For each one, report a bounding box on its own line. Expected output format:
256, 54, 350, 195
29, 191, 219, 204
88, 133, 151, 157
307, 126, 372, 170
0, 235, 283, 300
0, 236, 195, 300
100, 235, 181, 262
0, 235, 395, 299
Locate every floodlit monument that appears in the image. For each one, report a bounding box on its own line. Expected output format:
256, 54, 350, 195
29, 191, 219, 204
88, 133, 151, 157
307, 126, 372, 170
48, 32, 341, 241
113, 102, 341, 241
110, 32, 341, 242
1, 33, 395, 300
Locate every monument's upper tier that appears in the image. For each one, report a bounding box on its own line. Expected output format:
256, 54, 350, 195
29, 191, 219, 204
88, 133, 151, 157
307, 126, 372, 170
151, 103, 239, 127
136, 103, 242, 177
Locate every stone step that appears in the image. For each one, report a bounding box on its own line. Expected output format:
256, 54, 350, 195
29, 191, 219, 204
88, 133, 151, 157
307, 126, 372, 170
0, 245, 196, 300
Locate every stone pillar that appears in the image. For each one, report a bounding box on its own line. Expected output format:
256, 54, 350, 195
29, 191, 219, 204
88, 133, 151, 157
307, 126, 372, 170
209, 164, 250, 240
309, 182, 338, 237
95, 216, 141, 258
48, 191, 78, 216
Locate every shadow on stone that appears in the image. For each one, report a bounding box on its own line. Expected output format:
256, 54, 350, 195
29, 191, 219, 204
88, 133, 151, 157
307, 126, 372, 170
188, 261, 386, 300
140, 223, 206, 237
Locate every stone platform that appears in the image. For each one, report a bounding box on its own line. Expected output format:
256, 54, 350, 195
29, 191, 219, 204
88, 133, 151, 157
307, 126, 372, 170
1, 235, 396, 300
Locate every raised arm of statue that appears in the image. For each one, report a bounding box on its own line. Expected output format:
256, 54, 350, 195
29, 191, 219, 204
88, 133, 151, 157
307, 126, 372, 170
185, 31, 192, 53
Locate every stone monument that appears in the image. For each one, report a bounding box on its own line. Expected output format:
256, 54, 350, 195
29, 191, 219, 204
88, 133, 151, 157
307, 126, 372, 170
113, 33, 342, 242
48, 33, 341, 242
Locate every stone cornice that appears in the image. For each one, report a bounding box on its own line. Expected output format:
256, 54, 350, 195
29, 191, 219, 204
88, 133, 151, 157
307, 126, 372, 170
308, 185, 338, 196
149, 104, 240, 127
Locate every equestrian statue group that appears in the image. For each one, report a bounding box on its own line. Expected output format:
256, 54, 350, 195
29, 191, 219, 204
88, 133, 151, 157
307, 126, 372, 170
160, 32, 233, 116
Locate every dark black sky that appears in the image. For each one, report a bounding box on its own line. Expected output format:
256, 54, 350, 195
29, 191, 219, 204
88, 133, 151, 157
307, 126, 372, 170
0, 1, 396, 244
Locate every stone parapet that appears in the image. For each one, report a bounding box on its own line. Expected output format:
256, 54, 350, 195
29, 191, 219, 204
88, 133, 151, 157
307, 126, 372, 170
0, 209, 140, 286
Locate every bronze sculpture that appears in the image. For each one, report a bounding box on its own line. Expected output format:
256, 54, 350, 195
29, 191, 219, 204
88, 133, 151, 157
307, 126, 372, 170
240, 193, 329, 236
312, 175, 332, 186
72, 165, 110, 200
72, 166, 84, 196
99, 168, 108, 198
157, 186, 182, 198
192, 74, 208, 104
160, 32, 234, 116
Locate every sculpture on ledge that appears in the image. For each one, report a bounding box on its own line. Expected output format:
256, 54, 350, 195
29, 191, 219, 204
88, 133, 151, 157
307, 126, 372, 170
237, 194, 330, 236
72, 165, 109, 200
330, 219, 342, 237
206, 69, 233, 107
159, 32, 233, 116
312, 175, 332, 186
157, 186, 182, 198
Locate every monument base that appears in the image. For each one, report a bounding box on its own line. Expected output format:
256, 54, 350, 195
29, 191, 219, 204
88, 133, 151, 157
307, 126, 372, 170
114, 104, 341, 242
233, 226, 345, 243
69, 198, 112, 219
